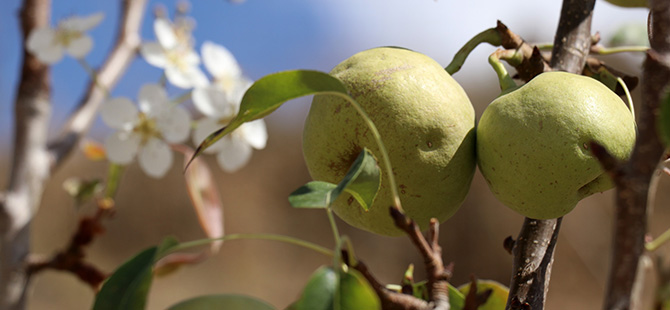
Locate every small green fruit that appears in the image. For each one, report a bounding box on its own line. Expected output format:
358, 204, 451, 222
303, 47, 476, 236
457, 280, 509, 310
477, 71, 636, 219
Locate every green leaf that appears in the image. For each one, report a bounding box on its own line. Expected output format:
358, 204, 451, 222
188, 70, 349, 169
289, 149, 380, 211
659, 91, 670, 147
449, 283, 466, 310
293, 266, 337, 310
289, 181, 338, 209
93, 237, 179, 310
167, 294, 275, 310
292, 266, 381, 310
337, 267, 381, 310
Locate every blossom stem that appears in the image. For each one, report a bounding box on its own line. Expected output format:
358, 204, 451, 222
164, 233, 334, 259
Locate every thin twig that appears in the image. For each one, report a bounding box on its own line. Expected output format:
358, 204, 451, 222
47, 0, 148, 171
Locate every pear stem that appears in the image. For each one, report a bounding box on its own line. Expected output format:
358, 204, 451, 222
591, 45, 649, 55
332, 92, 404, 212
166, 233, 335, 259
646, 227, 670, 252
446, 28, 503, 75
488, 49, 519, 92
617, 77, 636, 119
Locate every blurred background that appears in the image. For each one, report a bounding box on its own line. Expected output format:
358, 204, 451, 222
0, 0, 662, 309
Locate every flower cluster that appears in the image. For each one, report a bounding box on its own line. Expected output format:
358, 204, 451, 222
26, 12, 268, 178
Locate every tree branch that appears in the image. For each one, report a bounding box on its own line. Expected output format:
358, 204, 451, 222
47, 0, 147, 171
1, 1, 147, 309
0, 0, 52, 309
505, 1, 595, 309
602, 1, 670, 309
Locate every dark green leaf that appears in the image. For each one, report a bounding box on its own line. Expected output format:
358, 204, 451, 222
93, 237, 179, 310
293, 265, 380, 310
289, 181, 338, 209
288, 149, 380, 211
293, 266, 337, 310
167, 294, 275, 310
188, 70, 349, 169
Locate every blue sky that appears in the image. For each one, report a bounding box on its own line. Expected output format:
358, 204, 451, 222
0, 0, 648, 149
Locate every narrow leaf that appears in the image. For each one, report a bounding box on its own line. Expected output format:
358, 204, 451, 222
188, 70, 349, 169
93, 248, 157, 310
167, 294, 275, 310
288, 149, 380, 211
289, 181, 338, 209
93, 237, 178, 310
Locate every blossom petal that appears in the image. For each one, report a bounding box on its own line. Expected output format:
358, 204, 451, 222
104, 131, 140, 164
26, 28, 55, 52
227, 77, 253, 105
138, 84, 169, 117
154, 18, 177, 50
139, 138, 173, 178
241, 119, 268, 150
157, 106, 191, 143
60, 13, 104, 31
35, 45, 65, 64
192, 118, 226, 154
100, 97, 138, 130
165, 65, 208, 89
192, 86, 235, 118
140, 42, 168, 68
201, 41, 241, 80
216, 136, 252, 172
66, 35, 93, 58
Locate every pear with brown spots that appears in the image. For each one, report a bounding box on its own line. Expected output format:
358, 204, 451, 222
302, 47, 476, 236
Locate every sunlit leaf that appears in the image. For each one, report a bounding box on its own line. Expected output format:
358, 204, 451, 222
93, 237, 178, 310
457, 279, 509, 310
188, 70, 349, 168
449, 283, 466, 310
167, 294, 275, 310
289, 148, 380, 211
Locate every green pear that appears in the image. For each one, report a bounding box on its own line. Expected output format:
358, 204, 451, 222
302, 47, 476, 236
477, 71, 636, 219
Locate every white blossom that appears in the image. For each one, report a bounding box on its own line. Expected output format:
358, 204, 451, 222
26, 13, 104, 64
100, 84, 191, 178
140, 17, 207, 89
191, 41, 268, 172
